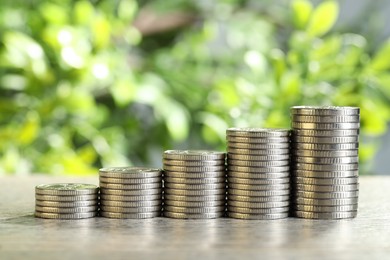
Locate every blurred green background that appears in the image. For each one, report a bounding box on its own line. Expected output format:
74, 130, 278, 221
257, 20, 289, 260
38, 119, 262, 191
1, 0, 390, 175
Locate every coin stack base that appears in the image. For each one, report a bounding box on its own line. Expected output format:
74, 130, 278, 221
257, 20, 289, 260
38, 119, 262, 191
226, 128, 291, 220
291, 106, 360, 219
35, 183, 99, 219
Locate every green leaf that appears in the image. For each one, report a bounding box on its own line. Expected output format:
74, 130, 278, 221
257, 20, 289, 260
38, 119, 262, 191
370, 40, 390, 71
307, 0, 339, 37
291, 0, 313, 29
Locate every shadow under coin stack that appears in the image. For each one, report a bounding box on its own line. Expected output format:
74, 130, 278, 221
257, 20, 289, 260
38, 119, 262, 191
35, 184, 99, 219
99, 167, 163, 219
226, 128, 291, 220
291, 106, 360, 219
163, 150, 227, 219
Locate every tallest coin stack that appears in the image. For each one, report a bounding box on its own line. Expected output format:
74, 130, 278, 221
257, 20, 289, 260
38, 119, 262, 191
290, 106, 360, 219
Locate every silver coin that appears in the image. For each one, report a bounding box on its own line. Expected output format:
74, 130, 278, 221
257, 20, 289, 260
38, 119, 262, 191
295, 183, 359, 192
291, 115, 360, 123
100, 194, 162, 201
163, 150, 226, 160
228, 142, 290, 149
226, 136, 290, 144
293, 156, 359, 164
35, 200, 99, 208
100, 205, 162, 213
294, 210, 357, 219
100, 211, 160, 219
164, 194, 226, 202
293, 129, 360, 137
35, 211, 97, 219
293, 177, 359, 186
292, 135, 359, 144
293, 197, 359, 206
35, 183, 98, 196
228, 171, 290, 179
228, 177, 289, 185
228, 195, 290, 203
293, 204, 358, 212
227, 206, 289, 214
228, 165, 290, 173
164, 200, 225, 207
163, 165, 226, 173
163, 171, 226, 179
228, 189, 290, 197
99, 167, 162, 179
294, 163, 359, 171
294, 190, 359, 199
227, 154, 290, 161
100, 200, 162, 207
292, 142, 359, 150
35, 206, 98, 214
99, 182, 162, 190
290, 106, 360, 116
163, 211, 224, 219
228, 159, 289, 167
228, 200, 289, 209
226, 128, 290, 138
164, 188, 226, 196
291, 122, 360, 130
162, 159, 225, 167
164, 177, 226, 184
164, 205, 225, 214
99, 177, 161, 184
227, 212, 288, 220
35, 194, 98, 202
293, 149, 358, 158
292, 169, 358, 178
227, 147, 290, 155
100, 188, 162, 196
228, 183, 290, 191
164, 183, 226, 190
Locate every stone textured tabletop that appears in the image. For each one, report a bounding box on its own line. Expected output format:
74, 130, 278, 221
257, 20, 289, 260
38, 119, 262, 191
0, 175, 389, 259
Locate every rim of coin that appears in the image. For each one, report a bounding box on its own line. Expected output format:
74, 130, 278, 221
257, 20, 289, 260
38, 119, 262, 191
35, 211, 97, 219
227, 212, 289, 220
163, 165, 226, 173
227, 154, 290, 161
100, 188, 162, 196
227, 147, 290, 155
293, 204, 358, 213
164, 188, 226, 196
228, 177, 289, 185
228, 159, 289, 167
293, 197, 359, 206
292, 129, 360, 137
99, 182, 162, 190
100, 200, 162, 207
100, 211, 160, 219
163, 205, 226, 214
35, 194, 98, 202
228, 189, 290, 197
294, 210, 357, 219
228, 183, 290, 191
164, 200, 226, 207
294, 163, 359, 172
292, 142, 359, 150
228, 165, 290, 173
99, 177, 161, 184
163, 171, 226, 179
35, 183, 98, 196
228, 142, 290, 149
99, 167, 162, 179
290, 106, 360, 116
163, 194, 226, 202
162, 159, 225, 167
227, 206, 289, 214
293, 156, 359, 164
293, 177, 359, 186
291, 122, 360, 130
163, 150, 226, 160
228, 200, 289, 209
292, 149, 359, 158
291, 115, 360, 123
35, 200, 99, 208
294, 190, 359, 199
227, 194, 290, 203
164, 176, 226, 184
163, 211, 224, 219
164, 183, 226, 190
292, 169, 358, 178
295, 183, 359, 192
228, 171, 290, 179
100, 205, 162, 213
226, 136, 290, 144
100, 193, 162, 201
292, 135, 359, 144
35, 206, 98, 214
226, 128, 290, 137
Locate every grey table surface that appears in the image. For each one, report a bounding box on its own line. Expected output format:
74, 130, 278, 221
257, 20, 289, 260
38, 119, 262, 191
0, 175, 389, 260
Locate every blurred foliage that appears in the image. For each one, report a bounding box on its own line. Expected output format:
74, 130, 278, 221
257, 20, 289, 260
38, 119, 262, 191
0, 0, 390, 175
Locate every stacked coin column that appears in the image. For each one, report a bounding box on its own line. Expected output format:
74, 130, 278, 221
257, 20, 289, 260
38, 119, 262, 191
163, 150, 227, 219
99, 167, 163, 219
291, 106, 360, 219
226, 128, 291, 220
35, 183, 99, 219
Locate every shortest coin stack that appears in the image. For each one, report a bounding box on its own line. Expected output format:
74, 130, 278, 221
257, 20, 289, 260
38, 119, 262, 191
99, 167, 163, 219
35, 183, 99, 219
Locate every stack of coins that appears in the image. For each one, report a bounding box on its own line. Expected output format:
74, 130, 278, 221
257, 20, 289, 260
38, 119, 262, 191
99, 167, 163, 219
226, 128, 291, 220
291, 106, 360, 219
35, 183, 99, 219
163, 150, 227, 219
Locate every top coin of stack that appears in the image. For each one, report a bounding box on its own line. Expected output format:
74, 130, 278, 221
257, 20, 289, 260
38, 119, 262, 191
226, 128, 291, 220
163, 150, 227, 219
99, 167, 163, 219
290, 106, 360, 219
35, 183, 99, 219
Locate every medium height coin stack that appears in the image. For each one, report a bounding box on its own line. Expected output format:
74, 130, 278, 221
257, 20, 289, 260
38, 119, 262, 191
291, 106, 360, 219
99, 167, 163, 219
163, 150, 227, 219
226, 128, 291, 220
